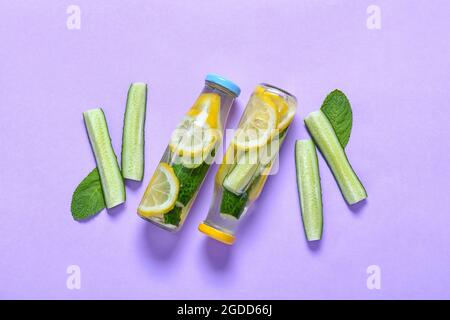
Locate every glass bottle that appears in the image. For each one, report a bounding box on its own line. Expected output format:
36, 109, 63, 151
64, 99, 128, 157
138, 74, 240, 231
198, 84, 297, 244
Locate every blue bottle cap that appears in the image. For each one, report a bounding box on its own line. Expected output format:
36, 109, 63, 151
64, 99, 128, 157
205, 74, 241, 97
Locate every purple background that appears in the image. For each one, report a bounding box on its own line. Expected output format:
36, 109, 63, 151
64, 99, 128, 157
1, 1, 449, 299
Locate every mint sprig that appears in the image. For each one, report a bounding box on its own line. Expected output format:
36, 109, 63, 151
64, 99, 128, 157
320, 89, 353, 148
71, 168, 105, 221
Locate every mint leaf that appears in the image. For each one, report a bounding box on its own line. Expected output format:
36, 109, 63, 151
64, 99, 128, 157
71, 168, 105, 221
164, 205, 182, 226
320, 90, 353, 148
220, 189, 248, 219
172, 162, 210, 206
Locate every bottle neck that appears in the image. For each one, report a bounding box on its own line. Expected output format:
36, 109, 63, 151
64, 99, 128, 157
259, 83, 297, 103
205, 81, 237, 98
202, 82, 236, 130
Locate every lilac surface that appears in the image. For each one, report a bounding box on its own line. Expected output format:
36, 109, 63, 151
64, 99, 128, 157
0, 1, 449, 299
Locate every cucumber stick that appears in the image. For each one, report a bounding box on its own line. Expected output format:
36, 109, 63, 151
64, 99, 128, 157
83, 108, 125, 209
223, 151, 259, 195
295, 140, 323, 241
305, 111, 367, 205
122, 83, 147, 181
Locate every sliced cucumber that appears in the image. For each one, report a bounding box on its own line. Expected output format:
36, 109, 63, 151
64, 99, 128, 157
121, 83, 147, 181
223, 152, 259, 195
305, 111, 367, 205
295, 140, 323, 241
83, 108, 125, 209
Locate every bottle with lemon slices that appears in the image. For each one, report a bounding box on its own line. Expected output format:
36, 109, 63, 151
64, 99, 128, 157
198, 84, 297, 244
138, 74, 240, 231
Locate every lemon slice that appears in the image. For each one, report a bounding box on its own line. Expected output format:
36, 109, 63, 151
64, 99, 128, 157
186, 93, 221, 129
277, 105, 295, 131
169, 117, 219, 157
255, 85, 295, 131
138, 163, 179, 217
178, 145, 216, 169
178, 154, 205, 169
233, 101, 278, 151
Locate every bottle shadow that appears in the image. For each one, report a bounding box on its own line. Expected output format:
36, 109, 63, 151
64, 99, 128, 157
201, 237, 233, 271
138, 221, 184, 261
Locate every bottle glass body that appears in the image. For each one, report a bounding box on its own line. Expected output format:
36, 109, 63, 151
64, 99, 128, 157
138, 80, 237, 231
200, 84, 297, 243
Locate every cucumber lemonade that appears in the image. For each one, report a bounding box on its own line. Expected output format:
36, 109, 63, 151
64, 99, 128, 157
199, 84, 297, 244
137, 75, 240, 231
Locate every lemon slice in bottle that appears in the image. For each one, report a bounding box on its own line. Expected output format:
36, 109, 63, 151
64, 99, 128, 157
276, 103, 295, 131
233, 101, 278, 151
169, 117, 219, 157
186, 93, 221, 129
138, 163, 179, 217
255, 85, 295, 131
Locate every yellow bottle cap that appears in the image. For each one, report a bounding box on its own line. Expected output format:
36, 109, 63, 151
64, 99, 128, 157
198, 223, 235, 245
